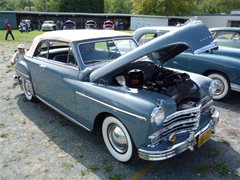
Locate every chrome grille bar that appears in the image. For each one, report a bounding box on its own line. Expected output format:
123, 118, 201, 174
160, 96, 212, 141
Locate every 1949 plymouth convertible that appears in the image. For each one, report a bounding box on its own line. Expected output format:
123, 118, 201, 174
15, 22, 220, 162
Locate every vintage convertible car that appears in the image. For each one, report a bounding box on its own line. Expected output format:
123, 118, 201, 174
133, 26, 240, 100
15, 22, 219, 162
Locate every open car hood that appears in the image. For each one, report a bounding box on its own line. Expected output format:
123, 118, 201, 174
90, 22, 217, 83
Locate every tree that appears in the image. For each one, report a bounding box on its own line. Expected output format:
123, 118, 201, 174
199, 0, 240, 14
0, 0, 17, 10
58, 0, 104, 13
132, 0, 198, 16
32, 0, 59, 12
105, 0, 133, 13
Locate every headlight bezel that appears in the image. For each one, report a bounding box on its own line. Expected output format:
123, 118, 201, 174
209, 81, 218, 97
151, 105, 166, 126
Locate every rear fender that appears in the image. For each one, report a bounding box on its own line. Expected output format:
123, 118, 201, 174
15, 60, 31, 81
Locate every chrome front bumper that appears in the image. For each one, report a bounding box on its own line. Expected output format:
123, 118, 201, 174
138, 109, 220, 161
231, 83, 240, 92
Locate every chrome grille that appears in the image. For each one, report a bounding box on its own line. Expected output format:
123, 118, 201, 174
161, 96, 212, 139
201, 96, 213, 114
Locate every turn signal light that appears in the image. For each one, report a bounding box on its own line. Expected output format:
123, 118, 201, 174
169, 133, 177, 143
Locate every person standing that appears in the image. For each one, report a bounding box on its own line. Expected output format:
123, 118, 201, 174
5, 23, 15, 40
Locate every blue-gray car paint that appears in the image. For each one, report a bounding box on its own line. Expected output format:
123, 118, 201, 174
15, 22, 219, 160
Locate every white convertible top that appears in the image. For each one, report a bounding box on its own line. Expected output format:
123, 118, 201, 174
27, 30, 132, 57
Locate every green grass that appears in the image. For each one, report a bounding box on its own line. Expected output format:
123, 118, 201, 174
0, 123, 5, 128
109, 173, 124, 180
0, 133, 9, 138
62, 162, 74, 169
0, 30, 43, 42
0, 30, 132, 43
0, 30, 43, 51
194, 163, 235, 176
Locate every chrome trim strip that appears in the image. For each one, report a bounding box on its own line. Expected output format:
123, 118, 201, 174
36, 95, 91, 131
75, 91, 147, 121
194, 42, 218, 54
15, 70, 30, 78
231, 83, 240, 92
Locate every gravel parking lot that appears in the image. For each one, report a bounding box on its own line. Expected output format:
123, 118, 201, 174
0, 33, 239, 180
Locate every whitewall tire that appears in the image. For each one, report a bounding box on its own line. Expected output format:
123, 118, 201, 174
102, 116, 136, 162
22, 79, 35, 101
207, 73, 230, 100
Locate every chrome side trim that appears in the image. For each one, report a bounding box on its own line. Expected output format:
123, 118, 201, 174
15, 70, 30, 78
194, 41, 218, 54
36, 95, 91, 131
75, 91, 147, 121
231, 83, 240, 92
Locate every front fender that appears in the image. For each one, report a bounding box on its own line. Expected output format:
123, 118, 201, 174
15, 60, 31, 80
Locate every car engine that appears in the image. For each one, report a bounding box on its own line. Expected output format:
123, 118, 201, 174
115, 61, 200, 109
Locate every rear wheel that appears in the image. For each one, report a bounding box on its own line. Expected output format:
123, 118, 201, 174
207, 73, 231, 100
22, 78, 35, 101
102, 116, 137, 163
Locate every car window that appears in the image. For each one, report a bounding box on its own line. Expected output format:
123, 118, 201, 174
67, 47, 77, 66
33, 40, 49, 58
233, 33, 240, 40
138, 33, 157, 45
79, 39, 137, 65
214, 31, 236, 40
114, 39, 137, 54
33, 40, 77, 66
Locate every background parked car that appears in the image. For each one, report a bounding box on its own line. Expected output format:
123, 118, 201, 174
63, 20, 76, 30
210, 27, 240, 49
103, 20, 114, 30
18, 19, 32, 32
133, 26, 240, 100
41, 20, 57, 31
85, 20, 97, 29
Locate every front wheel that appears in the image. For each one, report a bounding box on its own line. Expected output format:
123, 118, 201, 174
207, 73, 231, 100
102, 116, 137, 163
22, 78, 35, 101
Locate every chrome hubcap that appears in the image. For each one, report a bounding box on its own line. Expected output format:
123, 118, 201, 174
24, 80, 32, 96
108, 124, 128, 153
213, 79, 224, 96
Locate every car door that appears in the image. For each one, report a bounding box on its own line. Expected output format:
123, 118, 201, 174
30, 40, 79, 118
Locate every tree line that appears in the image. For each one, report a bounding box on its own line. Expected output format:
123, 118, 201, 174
0, 0, 239, 15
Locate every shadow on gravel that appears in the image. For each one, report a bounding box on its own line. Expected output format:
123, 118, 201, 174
16, 93, 240, 179
214, 91, 240, 112
145, 139, 240, 179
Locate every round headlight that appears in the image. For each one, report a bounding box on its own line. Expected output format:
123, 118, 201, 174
151, 105, 165, 126
209, 81, 218, 97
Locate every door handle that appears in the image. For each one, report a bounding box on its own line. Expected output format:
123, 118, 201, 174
39, 64, 46, 72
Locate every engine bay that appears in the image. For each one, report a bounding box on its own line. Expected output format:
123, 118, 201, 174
114, 60, 200, 109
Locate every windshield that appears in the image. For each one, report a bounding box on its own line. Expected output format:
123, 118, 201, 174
79, 38, 137, 65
